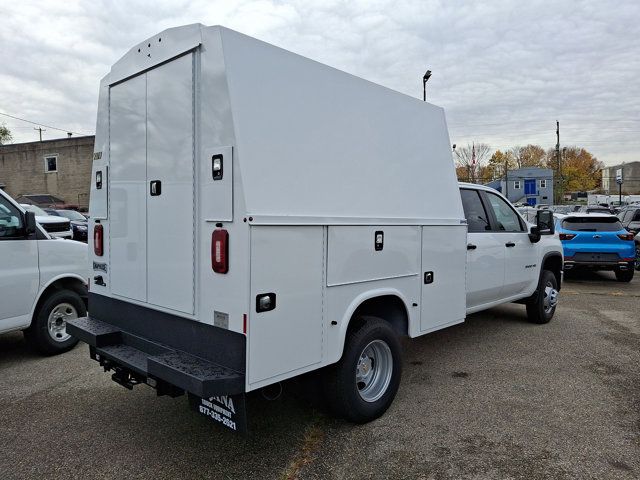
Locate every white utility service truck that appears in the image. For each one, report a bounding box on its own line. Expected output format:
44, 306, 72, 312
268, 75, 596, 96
68, 24, 563, 432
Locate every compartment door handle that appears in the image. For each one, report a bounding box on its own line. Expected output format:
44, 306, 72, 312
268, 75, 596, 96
150, 180, 162, 196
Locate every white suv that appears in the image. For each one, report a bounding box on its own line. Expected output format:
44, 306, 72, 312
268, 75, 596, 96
0, 189, 88, 354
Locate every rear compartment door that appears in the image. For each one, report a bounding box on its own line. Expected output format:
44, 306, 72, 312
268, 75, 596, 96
146, 54, 195, 314
109, 53, 195, 314
109, 74, 148, 303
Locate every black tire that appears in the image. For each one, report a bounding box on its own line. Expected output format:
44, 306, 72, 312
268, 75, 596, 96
615, 266, 634, 282
635, 245, 640, 271
24, 289, 85, 355
526, 270, 559, 324
324, 316, 402, 423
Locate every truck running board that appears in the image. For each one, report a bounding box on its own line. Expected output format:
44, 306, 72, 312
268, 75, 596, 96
67, 315, 245, 398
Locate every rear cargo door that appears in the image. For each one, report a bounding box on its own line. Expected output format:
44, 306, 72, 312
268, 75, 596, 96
109, 53, 195, 314
110, 74, 148, 303
146, 54, 195, 314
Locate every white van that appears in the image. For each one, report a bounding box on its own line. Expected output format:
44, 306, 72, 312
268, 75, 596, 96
68, 25, 563, 432
0, 189, 88, 354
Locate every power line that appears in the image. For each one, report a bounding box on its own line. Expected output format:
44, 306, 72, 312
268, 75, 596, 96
448, 119, 640, 128
0, 111, 90, 137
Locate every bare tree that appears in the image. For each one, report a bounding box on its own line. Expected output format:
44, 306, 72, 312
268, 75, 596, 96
453, 143, 491, 183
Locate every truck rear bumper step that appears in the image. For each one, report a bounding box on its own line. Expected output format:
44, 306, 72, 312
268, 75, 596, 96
67, 315, 245, 397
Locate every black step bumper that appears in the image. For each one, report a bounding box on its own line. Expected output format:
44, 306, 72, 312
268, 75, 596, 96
67, 294, 246, 398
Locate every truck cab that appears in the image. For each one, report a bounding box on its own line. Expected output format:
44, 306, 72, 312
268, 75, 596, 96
460, 183, 562, 318
0, 189, 88, 354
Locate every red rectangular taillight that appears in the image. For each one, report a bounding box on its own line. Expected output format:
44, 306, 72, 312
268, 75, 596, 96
617, 233, 635, 241
212, 229, 229, 273
559, 233, 576, 241
94, 224, 103, 256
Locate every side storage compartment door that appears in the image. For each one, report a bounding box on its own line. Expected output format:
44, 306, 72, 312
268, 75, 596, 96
420, 225, 467, 332
248, 226, 324, 386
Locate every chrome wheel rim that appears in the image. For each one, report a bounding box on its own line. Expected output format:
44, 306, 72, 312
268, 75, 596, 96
356, 340, 393, 403
543, 283, 559, 314
47, 302, 77, 343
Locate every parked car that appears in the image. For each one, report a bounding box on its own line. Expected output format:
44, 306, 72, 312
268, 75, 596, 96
1, 189, 88, 354
556, 213, 635, 282
579, 205, 612, 214
617, 207, 640, 235
635, 231, 640, 271
516, 206, 538, 223
15, 193, 79, 210
20, 204, 73, 239
551, 205, 582, 215
45, 209, 88, 242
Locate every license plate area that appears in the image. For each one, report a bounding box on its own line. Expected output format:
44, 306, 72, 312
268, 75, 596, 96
574, 252, 618, 262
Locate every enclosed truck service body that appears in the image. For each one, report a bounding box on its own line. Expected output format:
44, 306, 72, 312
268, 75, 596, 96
69, 24, 562, 432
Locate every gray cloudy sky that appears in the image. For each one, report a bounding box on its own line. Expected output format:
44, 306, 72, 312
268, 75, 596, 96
1, 0, 639, 166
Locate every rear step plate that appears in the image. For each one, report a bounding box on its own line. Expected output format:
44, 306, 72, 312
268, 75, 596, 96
66, 316, 245, 401
148, 351, 243, 397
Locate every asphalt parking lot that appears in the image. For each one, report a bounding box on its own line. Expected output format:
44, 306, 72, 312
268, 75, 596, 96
1, 271, 638, 480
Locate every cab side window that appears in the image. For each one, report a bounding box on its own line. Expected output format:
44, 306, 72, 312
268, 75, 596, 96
460, 189, 491, 233
486, 193, 525, 232
0, 197, 23, 239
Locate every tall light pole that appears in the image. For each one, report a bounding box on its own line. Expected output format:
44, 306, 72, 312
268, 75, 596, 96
423, 70, 432, 101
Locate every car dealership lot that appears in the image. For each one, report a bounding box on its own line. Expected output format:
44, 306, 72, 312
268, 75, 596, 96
1, 272, 638, 480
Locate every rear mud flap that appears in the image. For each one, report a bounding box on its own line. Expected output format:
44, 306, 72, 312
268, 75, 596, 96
188, 393, 247, 433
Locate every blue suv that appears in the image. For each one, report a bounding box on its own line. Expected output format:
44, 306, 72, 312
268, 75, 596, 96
556, 214, 635, 282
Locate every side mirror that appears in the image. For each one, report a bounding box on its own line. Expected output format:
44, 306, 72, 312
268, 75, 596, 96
536, 209, 555, 235
528, 225, 541, 243
24, 211, 37, 236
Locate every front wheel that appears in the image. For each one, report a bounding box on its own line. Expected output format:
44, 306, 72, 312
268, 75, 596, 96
24, 289, 85, 355
324, 316, 402, 423
526, 270, 559, 324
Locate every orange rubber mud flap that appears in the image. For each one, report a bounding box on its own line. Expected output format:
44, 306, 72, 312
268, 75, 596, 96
188, 393, 247, 433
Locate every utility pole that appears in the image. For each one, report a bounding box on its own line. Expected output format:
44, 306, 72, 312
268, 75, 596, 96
555, 121, 561, 204
34, 127, 46, 141
505, 160, 509, 200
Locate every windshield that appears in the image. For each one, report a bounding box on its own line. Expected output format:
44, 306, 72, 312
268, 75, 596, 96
21, 204, 48, 216
56, 210, 86, 221
562, 217, 623, 232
